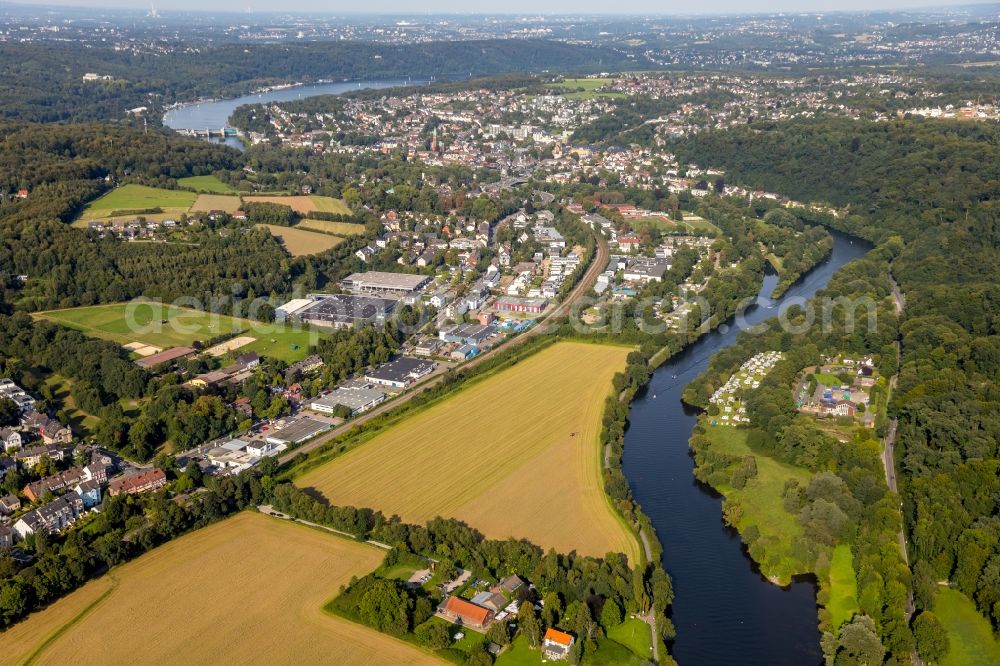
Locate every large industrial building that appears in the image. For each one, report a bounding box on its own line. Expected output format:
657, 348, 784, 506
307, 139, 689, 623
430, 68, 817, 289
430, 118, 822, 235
340, 271, 431, 298
275, 294, 397, 329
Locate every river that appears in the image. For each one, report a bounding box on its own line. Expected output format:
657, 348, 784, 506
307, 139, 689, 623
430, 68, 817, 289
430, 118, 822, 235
162, 80, 415, 149
623, 230, 869, 664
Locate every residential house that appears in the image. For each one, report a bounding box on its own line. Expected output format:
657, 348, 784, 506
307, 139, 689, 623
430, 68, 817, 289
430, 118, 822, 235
0, 525, 12, 549
13, 491, 85, 539
108, 468, 167, 496
15, 444, 65, 468
498, 575, 524, 595
0, 428, 21, 451
74, 479, 102, 508
0, 494, 21, 515
23, 467, 87, 503
542, 628, 576, 660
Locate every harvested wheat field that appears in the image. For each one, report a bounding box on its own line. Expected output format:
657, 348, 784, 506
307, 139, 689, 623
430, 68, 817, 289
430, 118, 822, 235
297, 341, 640, 562
190, 194, 242, 213
261, 224, 344, 256
243, 195, 349, 215
3, 512, 438, 666
297, 219, 366, 236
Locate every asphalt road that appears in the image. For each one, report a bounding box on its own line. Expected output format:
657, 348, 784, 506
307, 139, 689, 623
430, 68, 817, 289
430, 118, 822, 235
278, 231, 609, 465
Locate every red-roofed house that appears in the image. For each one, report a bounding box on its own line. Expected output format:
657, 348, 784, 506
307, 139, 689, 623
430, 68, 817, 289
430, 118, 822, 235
543, 628, 575, 660
438, 596, 494, 629
108, 468, 167, 496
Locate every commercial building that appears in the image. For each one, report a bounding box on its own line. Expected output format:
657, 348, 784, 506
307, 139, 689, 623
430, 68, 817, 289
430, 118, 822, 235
311, 385, 387, 416
291, 294, 398, 330
264, 415, 333, 446
438, 323, 496, 346
365, 356, 436, 389
340, 271, 431, 298
494, 296, 548, 314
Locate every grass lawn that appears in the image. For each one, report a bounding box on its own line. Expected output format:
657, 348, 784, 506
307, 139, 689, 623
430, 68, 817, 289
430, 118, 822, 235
588, 636, 650, 665
259, 224, 345, 257
551, 78, 624, 100
298, 219, 366, 236
34, 301, 247, 349
607, 617, 654, 659
2, 513, 438, 665
34, 301, 320, 363
703, 424, 814, 583
812, 372, 845, 386
41, 375, 102, 436
828, 544, 859, 630
496, 635, 544, 665
678, 215, 721, 235
177, 175, 237, 194
297, 342, 641, 562
77, 184, 196, 221
937, 587, 1000, 666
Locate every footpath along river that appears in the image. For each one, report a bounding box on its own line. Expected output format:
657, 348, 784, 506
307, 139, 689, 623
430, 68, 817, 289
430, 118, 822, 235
623, 229, 869, 664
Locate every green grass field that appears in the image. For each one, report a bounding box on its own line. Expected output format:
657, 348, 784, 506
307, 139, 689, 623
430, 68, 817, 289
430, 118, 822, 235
607, 618, 654, 659
703, 424, 815, 584
310, 196, 352, 215
177, 175, 237, 194
34, 301, 320, 362
78, 184, 197, 219
937, 587, 1000, 666
813, 372, 846, 386
551, 78, 624, 100
679, 215, 722, 235
828, 545, 859, 630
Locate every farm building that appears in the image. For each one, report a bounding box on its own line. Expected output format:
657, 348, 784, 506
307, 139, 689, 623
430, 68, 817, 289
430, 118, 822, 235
339, 271, 431, 298
365, 357, 436, 389
438, 596, 494, 629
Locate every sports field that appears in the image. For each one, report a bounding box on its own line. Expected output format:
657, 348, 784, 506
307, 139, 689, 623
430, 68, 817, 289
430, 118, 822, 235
297, 219, 366, 236
34, 302, 247, 349
243, 195, 350, 215
190, 194, 242, 212
177, 175, 237, 193
296, 341, 641, 562
77, 184, 197, 222
3, 513, 438, 666
34, 302, 319, 362
260, 224, 345, 256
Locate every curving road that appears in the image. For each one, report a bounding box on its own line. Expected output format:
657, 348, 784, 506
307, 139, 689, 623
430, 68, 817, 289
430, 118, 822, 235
278, 231, 609, 465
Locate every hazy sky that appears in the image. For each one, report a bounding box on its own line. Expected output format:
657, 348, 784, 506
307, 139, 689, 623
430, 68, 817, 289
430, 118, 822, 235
25, 0, 998, 15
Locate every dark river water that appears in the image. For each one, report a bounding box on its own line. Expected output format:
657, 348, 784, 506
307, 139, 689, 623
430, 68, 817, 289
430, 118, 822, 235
162, 80, 414, 149
623, 230, 870, 665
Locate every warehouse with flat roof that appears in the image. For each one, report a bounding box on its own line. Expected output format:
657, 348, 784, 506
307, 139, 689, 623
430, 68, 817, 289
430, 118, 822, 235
310, 385, 387, 416
340, 271, 431, 298
291, 294, 397, 329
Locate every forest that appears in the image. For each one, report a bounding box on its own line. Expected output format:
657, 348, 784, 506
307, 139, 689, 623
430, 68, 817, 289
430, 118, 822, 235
676, 116, 1000, 658
0, 40, 633, 124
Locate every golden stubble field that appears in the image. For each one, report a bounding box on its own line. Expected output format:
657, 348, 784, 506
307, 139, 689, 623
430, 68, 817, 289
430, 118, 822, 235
3, 513, 439, 666
296, 342, 641, 562
259, 224, 345, 256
